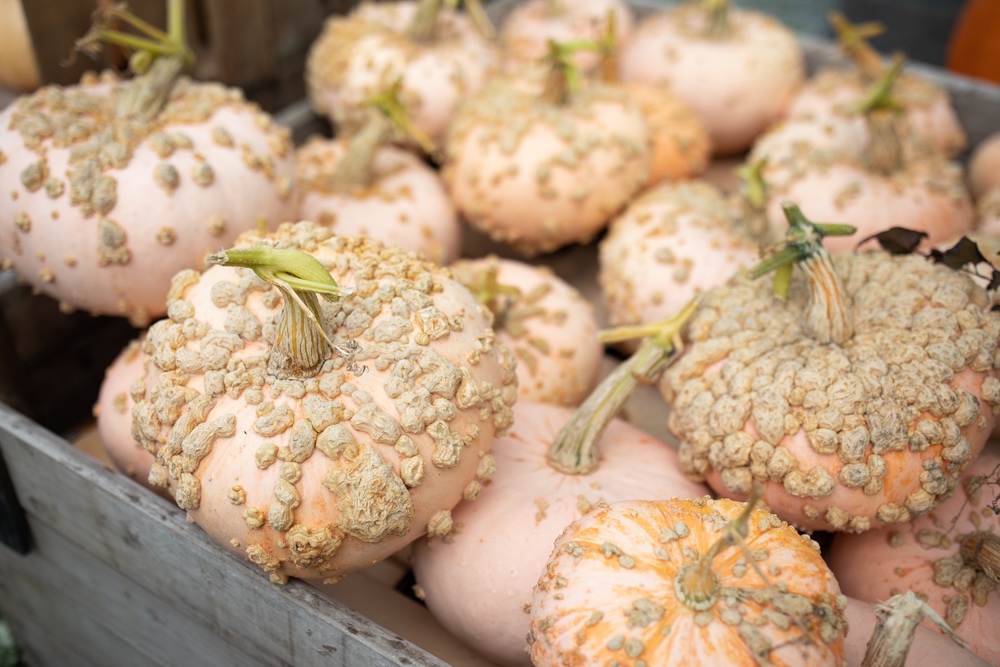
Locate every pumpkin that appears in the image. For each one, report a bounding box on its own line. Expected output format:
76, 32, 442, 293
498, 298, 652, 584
498, 0, 634, 73
598, 180, 760, 355
528, 494, 848, 666
826, 446, 1000, 664
129, 221, 518, 583
294, 93, 461, 266
968, 131, 1000, 202
449, 255, 603, 407
748, 57, 974, 253
783, 13, 967, 159
660, 203, 1000, 533
0, 0, 296, 326
411, 401, 710, 667
305, 0, 499, 150
974, 189, 1000, 238
617, 0, 805, 156
443, 44, 650, 256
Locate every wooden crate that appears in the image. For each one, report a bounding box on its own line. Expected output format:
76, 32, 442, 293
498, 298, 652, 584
3, 1, 1000, 666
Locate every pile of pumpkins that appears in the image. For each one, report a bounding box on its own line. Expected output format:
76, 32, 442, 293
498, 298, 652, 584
2, 0, 999, 665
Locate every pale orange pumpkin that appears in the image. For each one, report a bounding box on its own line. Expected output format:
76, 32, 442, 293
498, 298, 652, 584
827, 446, 1000, 665
130, 221, 518, 583
968, 131, 1000, 202
411, 401, 710, 667
660, 204, 1000, 533
528, 495, 848, 666
617, 0, 805, 156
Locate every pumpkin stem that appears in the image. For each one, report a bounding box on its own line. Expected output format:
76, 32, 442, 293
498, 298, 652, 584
546, 296, 700, 474
675, 483, 764, 611
451, 260, 523, 330
960, 531, 1000, 584
541, 39, 590, 105
751, 202, 857, 345
734, 157, 773, 240
460, 0, 497, 40
828, 11, 886, 83
408, 0, 446, 42
207, 244, 356, 379
856, 53, 907, 175
861, 591, 970, 667
326, 80, 437, 193
76, 0, 194, 121
595, 9, 620, 84
701, 0, 732, 40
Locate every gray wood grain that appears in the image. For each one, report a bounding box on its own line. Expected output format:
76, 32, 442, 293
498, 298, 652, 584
0, 402, 447, 667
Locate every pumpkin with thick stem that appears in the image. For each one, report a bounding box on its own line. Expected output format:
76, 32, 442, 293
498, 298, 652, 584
749, 56, 974, 253
443, 40, 650, 257
528, 491, 849, 666
295, 83, 461, 266
449, 255, 602, 407
411, 401, 710, 667
660, 203, 1000, 533
617, 0, 805, 156
827, 446, 1000, 664
0, 0, 296, 326
129, 221, 518, 583
305, 0, 499, 151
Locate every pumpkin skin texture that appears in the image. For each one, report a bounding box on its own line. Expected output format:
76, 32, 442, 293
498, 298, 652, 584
619, 82, 711, 185
0, 72, 296, 326
528, 497, 848, 667
443, 71, 650, 257
130, 221, 518, 584
784, 68, 967, 159
499, 0, 634, 73
827, 448, 1000, 665
295, 136, 461, 266
411, 402, 710, 667
748, 115, 974, 253
617, 4, 805, 156
968, 131, 1000, 202
449, 256, 603, 407
660, 252, 1000, 534
599, 180, 760, 355
305, 1, 499, 149
95, 337, 161, 493
974, 189, 1000, 237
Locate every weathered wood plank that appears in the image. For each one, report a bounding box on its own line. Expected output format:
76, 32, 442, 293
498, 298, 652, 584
0, 447, 30, 553
0, 402, 447, 667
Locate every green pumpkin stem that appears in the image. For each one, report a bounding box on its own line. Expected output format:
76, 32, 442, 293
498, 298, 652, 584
408, 0, 445, 42
546, 296, 699, 474
207, 244, 355, 379
855, 53, 907, 175
828, 11, 886, 83
752, 202, 857, 345
702, 0, 732, 39
542, 39, 590, 105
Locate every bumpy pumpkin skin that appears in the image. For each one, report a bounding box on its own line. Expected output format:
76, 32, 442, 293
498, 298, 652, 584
499, 0, 635, 73
0, 72, 296, 326
661, 252, 1000, 534
749, 115, 974, 252
528, 497, 848, 667
785, 68, 967, 159
443, 72, 650, 257
130, 222, 518, 583
599, 180, 760, 355
305, 1, 499, 149
295, 136, 462, 266
450, 256, 603, 407
827, 447, 1000, 665
411, 402, 710, 667
617, 5, 805, 156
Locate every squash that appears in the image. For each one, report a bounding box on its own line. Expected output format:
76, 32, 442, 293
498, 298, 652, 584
129, 221, 518, 583
528, 494, 848, 666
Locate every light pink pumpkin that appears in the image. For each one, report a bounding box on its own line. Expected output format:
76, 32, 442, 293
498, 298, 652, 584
617, 2, 805, 156
443, 68, 650, 256
449, 256, 603, 407
974, 189, 1000, 237
598, 180, 760, 354
749, 114, 974, 252
305, 0, 499, 150
130, 221, 518, 583
499, 0, 634, 72
969, 131, 1000, 201
295, 135, 461, 265
827, 447, 1000, 665
0, 71, 296, 326
661, 251, 1000, 533
412, 401, 710, 667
